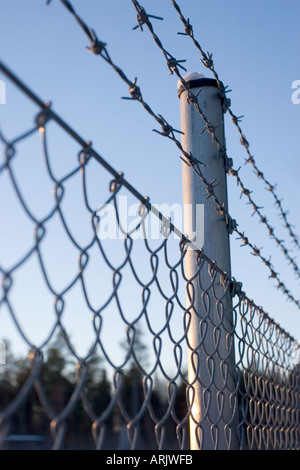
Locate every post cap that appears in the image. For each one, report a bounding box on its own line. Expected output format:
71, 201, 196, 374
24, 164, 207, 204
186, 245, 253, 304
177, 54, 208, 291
177, 72, 218, 98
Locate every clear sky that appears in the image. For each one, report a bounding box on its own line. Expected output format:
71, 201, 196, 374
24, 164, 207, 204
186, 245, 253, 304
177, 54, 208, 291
0, 0, 299, 369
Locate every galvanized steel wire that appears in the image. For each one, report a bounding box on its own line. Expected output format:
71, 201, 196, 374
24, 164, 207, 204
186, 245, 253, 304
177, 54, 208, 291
0, 58, 299, 450
0, 0, 300, 450
48, 0, 300, 309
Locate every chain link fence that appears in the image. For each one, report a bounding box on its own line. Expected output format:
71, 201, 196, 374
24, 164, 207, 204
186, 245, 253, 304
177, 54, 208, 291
0, 58, 299, 450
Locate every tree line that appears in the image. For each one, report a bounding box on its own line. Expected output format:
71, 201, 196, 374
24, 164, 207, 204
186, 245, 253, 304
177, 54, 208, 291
1, 332, 298, 450
0, 333, 188, 450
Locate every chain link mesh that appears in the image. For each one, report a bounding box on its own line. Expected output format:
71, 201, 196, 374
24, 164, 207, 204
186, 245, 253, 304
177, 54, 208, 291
0, 62, 299, 450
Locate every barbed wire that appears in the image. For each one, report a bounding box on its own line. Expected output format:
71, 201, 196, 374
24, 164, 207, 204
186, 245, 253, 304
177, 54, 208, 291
0, 59, 225, 280
170, 0, 300, 251
129, 0, 300, 305
230, 167, 300, 279
46, 0, 300, 309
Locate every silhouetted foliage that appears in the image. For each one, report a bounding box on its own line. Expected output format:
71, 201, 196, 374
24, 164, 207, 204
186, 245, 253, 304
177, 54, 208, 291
0, 333, 189, 449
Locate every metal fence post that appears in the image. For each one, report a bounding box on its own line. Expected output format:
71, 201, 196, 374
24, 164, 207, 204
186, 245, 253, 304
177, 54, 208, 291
178, 73, 238, 450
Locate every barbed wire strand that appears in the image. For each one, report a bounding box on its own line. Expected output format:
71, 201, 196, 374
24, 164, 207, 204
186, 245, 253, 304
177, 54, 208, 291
0, 59, 300, 450
0, 72, 298, 354
0, 59, 221, 278
45, 0, 300, 308
129, 0, 300, 305
170, 0, 300, 251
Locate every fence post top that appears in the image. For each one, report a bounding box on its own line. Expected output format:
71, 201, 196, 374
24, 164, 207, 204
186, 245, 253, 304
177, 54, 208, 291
177, 72, 204, 96
177, 72, 219, 98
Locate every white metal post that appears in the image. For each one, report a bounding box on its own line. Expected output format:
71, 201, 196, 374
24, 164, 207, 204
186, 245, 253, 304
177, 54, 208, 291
178, 73, 238, 450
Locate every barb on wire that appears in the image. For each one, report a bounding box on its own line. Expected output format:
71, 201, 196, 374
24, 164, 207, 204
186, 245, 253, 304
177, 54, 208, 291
129, 0, 300, 295
45, 0, 300, 308
229, 109, 300, 249
86, 29, 107, 56
1, 53, 300, 453
235, 224, 300, 307
131, 0, 187, 76
129, 0, 229, 162
46, 2, 206, 169
132, 5, 163, 31
152, 114, 183, 138
170, 0, 300, 250
166, 56, 187, 75
228, 167, 300, 279
127, 0, 300, 307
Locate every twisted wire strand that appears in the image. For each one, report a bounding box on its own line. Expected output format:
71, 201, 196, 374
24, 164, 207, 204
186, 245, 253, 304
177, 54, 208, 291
129, 0, 300, 306
0, 9, 300, 449
46, 0, 300, 308
170, 0, 300, 250
0, 85, 299, 449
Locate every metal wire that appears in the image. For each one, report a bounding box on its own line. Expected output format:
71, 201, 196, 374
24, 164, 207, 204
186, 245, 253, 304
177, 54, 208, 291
48, 0, 300, 309
129, 0, 300, 308
170, 0, 300, 250
0, 61, 299, 450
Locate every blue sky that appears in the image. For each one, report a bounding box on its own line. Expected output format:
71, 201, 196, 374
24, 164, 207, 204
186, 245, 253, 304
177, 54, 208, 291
0, 0, 300, 367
